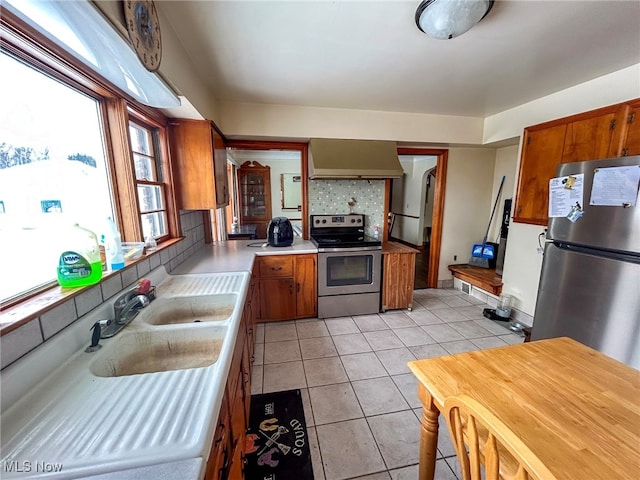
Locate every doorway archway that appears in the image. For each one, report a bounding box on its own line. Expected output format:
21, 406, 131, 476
390, 148, 448, 289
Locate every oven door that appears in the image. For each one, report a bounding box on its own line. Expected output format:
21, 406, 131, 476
318, 248, 381, 296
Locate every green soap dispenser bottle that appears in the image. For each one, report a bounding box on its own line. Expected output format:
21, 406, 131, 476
57, 224, 103, 288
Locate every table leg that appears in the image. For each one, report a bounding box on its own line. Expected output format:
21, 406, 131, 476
417, 385, 439, 480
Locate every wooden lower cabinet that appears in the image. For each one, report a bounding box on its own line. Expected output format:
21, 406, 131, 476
257, 254, 317, 321
260, 277, 296, 320
294, 254, 317, 318
205, 284, 255, 480
204, 253, 316, 479
381, 242, 418, 312
204, 396, 230, 480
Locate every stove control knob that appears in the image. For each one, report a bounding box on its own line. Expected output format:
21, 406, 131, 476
351, 219, 356, 223
357, 218, 362, 223
315, 219, 320, 224
322, 219, 327, 224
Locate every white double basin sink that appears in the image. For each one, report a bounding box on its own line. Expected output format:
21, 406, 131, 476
1, 270, 250, 479
92, 293, 237, 378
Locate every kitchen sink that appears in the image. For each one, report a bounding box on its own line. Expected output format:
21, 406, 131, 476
141, 294, 237, 326
90, 326, 226, 377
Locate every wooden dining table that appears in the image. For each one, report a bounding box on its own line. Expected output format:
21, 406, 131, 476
408, 337, 640, 480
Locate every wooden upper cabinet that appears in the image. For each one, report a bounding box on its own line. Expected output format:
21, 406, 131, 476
169, 119, 229, 210
561, 112, 617, 163
513, 99, 640, 226
619, 100, 640, 157
513, 124, 566, 225
212, 128, 229, 208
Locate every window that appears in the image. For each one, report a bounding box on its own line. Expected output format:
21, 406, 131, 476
0, 51, 114, 304
129, 121, 169, 242
0, 9, 179, 310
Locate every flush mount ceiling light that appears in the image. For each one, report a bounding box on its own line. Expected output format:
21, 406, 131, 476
415, 0, 494, 40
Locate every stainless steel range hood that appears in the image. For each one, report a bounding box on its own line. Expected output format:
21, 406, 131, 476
308, 138, 403, 179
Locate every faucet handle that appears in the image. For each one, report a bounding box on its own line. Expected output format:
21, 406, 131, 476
85, 319, 111, 353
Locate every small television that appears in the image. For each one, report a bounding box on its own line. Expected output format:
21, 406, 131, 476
470, 242, 499, 269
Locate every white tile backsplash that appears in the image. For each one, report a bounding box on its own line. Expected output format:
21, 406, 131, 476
101, 273, 123, 300
75, 285, 104, 317
40, 300, 78, 340
308, 179, 385, 236
120, 265, 139, 288
0, 318, 43, 369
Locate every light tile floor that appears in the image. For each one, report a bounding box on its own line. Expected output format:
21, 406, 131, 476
250, 288, 524, 480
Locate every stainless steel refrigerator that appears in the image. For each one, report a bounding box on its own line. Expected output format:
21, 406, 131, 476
531, 156, 640, 369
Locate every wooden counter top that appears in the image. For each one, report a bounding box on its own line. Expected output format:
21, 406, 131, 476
382, 241, 420, 254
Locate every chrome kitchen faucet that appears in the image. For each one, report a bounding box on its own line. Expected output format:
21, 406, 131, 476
100, 287, 154, 339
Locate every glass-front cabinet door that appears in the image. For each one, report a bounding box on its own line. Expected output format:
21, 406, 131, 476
237, 161, 272, 238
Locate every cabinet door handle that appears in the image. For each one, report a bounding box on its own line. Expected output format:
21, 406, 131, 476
296, 283, 300, 293
214, 424, 225, 445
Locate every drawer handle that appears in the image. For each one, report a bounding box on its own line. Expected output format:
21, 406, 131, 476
272, 266, 282, 271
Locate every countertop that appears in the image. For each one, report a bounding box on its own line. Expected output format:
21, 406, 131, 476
382, 241, 420, 254
172, 238, 317, 275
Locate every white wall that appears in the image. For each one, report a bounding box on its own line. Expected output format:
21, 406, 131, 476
500, 224, 546, 315
487, 146, 518, 243
423, 170, 436, 232
391, 156, 437, 246
438, 148, 496, 281
218, 101, 485, 145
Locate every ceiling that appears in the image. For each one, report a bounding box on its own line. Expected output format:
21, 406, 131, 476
158, 1, 640, 119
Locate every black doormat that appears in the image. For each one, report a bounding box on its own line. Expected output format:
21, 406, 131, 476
244, 389, 313, 480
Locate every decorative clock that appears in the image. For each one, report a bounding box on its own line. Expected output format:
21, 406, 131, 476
123, 0, 162, 72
